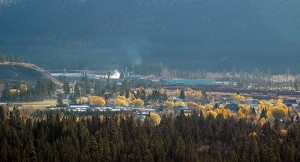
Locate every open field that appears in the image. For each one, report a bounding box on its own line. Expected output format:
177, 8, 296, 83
12, 100, 58, 110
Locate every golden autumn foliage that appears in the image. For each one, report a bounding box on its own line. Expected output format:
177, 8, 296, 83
197, 105, 206, 110
205, 110, 217, 118
237, 109, 246, 119
259, 101, 273, 111
267, 107, 287, 119
255, 114, 260, 120
259, 99, 289, 120
75, 117, 80, 123
239, 104, 251, 116
175, 101, 186, 107
90, 96, 106, 107
130, 98, 144, 107
150, 112, 161, 126
80, 97, 88, 103
260, 118, 267, 126
127, 92, 136, 101
135, 99, 144, 107
117, 95, 127, 101
259, 102, 265, 111
9, 89, 20, 94
49, 103, 56, 107
182, 90, 202, 99
184, 113, 191, 117
129, 100, 135, 106
214, 108, 220, 114
249, 132, 257, 137
276, 100, 288, 110
232, 94, 245, 100
114, 99, 128, 106
280, 129, 288, 135
218, 108, 232, 118
164, 100, 175, 109
114, 95, 128, 106
99, 115, 105, 123
205, 103, 214, 110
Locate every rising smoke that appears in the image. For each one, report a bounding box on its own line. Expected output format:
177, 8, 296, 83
121, 40, 149, 67
125, 43, 142, 66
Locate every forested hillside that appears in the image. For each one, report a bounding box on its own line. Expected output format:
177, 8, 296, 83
0, 0, 299, 72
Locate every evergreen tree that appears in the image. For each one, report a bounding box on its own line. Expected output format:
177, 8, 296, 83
162, 90, 168, 101
214, 103, 219, 109
122, 79, 130, 95
260, 108, 267, 119
86, 136, 99, 160
94, 81, 102, 96
57, 93, 64, 107
105, 70, 111, 91
151, 90, 161, 102
69, 93, 77, 105
63, 81, 70, 96
179, 89, 186, 100
28, 140, 38, 162
0, 138, 9, 161
175, 136, 186, 161
74, 82, 81, 98
141, 89, 147, 102
48, 80, 56, 96
0, 106, 6, 123
82, 75, 91, 95
111, 81, 118, 93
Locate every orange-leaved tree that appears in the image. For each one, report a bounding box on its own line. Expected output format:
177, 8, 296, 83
90, 96, 106, 107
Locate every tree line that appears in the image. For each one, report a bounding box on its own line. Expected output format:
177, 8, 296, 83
1, 80, 56, 102
0, 54, 24, 63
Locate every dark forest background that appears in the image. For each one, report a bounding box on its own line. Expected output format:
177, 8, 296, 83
0, 0, 300, 73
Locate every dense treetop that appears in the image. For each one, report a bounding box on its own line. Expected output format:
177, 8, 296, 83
1, 105, 300, 162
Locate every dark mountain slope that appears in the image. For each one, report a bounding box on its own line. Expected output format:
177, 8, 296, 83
0, 0, 299, 72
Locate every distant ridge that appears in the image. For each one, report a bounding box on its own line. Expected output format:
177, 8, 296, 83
0, 62, 59, 83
